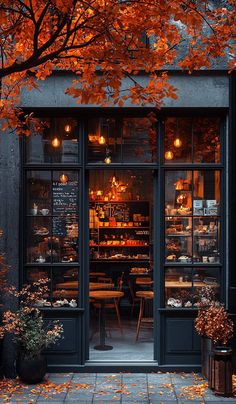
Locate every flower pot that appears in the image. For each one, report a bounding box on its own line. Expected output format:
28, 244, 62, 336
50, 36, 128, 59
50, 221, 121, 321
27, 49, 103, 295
17, 353, 47, 384
201, 336, 212, 379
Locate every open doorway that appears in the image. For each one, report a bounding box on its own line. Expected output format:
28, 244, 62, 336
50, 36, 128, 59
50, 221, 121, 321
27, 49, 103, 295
88, 170, 154, 360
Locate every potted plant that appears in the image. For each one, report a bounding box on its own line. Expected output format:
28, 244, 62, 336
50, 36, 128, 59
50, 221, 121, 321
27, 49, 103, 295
0, 279, 63, 384
195, 287, 234, 380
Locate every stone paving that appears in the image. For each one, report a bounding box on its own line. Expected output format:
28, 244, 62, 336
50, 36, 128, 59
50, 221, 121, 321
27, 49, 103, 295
1, 372, 236, 403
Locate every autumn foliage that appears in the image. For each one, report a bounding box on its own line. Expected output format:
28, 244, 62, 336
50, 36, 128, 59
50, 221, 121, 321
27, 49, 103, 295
0, 0, 235, 133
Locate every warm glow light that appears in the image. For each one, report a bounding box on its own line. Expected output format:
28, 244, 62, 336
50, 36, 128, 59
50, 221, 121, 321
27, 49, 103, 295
165, 150, 174, 160
104, 156, 112, 164
64, 124, 72, 133
174, 137, 182, 148
52, 136, 61, 148
98, 135, 106, 145
59, 173, 69, 184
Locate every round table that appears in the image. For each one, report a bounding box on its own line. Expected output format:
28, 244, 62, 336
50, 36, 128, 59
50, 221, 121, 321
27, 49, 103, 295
89, 290, 124, 351
56, 281, 114, 290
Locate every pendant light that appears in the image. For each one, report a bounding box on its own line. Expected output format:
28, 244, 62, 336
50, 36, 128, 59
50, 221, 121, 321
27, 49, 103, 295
59, 173, 69, 184
173, 119, 182, 148
51, 118, 61, 148
64, 123, 72, 134
165, 150, 174, 160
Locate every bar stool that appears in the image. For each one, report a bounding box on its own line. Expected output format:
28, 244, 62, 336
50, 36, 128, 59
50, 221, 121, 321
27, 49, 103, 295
135, 291, 154, 342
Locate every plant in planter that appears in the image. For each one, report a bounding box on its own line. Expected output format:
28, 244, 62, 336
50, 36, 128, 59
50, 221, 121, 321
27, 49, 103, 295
195, 288, 234, 380
0, 279, 63, 384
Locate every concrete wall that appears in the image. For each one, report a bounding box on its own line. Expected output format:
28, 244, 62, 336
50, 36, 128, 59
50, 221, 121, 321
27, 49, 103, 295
21, 74, 229, 109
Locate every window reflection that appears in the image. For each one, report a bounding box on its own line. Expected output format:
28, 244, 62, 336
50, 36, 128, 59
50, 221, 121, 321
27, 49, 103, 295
87, 116, 157, 163
165, 118, 192, 163
193, 118, 220, 163
164, 117, 221, 164
26, 118, 78, 164
165, 171, 192, 216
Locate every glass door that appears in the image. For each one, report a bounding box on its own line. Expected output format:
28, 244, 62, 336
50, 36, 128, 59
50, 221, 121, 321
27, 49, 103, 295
88, 169, 154, 360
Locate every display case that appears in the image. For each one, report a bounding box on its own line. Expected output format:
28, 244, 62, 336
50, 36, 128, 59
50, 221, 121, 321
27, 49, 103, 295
165, 267, 220, 308
165, 170, 221, 266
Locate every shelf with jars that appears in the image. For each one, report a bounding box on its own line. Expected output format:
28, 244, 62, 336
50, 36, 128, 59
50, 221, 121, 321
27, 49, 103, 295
89, 200, 151, 262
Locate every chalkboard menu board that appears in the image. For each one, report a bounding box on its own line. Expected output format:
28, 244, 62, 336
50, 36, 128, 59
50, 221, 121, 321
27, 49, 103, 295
53, 181, 78, 215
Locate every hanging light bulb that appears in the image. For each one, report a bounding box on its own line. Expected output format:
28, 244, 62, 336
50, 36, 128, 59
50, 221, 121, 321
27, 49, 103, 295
165, 150, 174, 160
104, 155, 112, 164
51, 136, 61, 148
174, 137, 182, 148
64, 124, 72, 133
59, 173, 69, 184
98, 135, 106, 145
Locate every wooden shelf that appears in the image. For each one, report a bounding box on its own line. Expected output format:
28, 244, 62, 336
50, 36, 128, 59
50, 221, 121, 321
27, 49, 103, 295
97, 226, 149, 229
90, 259, 150, 262
90, 244, 149, 247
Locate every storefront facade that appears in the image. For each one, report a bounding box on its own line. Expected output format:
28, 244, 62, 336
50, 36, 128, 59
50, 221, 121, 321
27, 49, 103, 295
0, 71, 235, 372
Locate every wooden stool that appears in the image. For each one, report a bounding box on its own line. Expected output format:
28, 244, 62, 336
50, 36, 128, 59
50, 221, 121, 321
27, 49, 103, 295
135, 291, 154, 342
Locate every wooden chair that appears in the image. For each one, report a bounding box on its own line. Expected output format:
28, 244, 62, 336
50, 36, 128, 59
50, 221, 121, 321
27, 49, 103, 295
135, 291, 154, 342
128, 279, 140, 316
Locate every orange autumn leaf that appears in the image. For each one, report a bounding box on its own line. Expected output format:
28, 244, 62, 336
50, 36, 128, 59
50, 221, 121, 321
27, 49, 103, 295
0, 0, 234, 134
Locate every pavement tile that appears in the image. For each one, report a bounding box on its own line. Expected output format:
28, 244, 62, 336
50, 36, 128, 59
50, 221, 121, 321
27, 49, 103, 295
121, 398, 148, 403
47, 372, 73, 378
38, 392, 67, 400
37, 401, 65, 404
93, 394, 121, 401
178, 401, 206, 404
65, 399, 93, 403
65, 396, 94, 402
204, 397, 236, 402
149, 401, 177, 404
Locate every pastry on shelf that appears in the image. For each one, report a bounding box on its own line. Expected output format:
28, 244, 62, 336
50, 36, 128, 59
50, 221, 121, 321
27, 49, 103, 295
166, 254, 177, 261
130, 267, 149, 274
178, 255, 190, 262
167, 298, 182, 307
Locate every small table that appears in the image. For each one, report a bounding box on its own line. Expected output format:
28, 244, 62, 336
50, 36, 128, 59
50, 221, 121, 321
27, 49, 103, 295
89, 290, 124, 351
56, 281, 114, 290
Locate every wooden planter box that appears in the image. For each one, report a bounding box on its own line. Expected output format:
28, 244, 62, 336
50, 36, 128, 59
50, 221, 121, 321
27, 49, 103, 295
209, 347, 233, 396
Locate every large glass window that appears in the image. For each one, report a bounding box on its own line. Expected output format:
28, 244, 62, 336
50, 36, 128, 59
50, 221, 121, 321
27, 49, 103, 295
165, 170, 221, 264
164, 168, 222, 308
25, 170, 79, 308
23, 114, 224, 316
164, 117, 221, 164
87, 116, 157, 163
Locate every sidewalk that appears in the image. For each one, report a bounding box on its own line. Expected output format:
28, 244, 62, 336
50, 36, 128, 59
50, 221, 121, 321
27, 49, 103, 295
0, 372, 236, 403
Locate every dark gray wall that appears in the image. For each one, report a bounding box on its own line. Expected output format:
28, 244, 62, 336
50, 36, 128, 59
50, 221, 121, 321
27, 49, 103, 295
20, 74, 229, 109
0, 132, 20, 377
